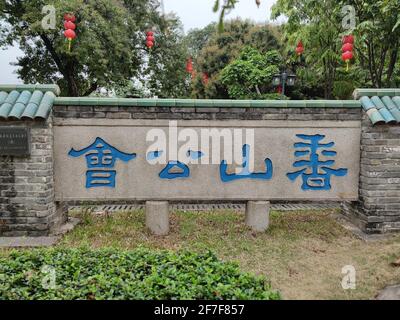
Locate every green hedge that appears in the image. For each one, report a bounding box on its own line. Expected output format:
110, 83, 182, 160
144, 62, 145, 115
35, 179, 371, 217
0, 248, 280, 300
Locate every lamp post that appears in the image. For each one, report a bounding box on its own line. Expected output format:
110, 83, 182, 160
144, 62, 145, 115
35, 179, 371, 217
272, 71, 296, 97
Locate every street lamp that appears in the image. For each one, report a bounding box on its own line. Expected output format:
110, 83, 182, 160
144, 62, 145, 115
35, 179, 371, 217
272, 71, 296, 96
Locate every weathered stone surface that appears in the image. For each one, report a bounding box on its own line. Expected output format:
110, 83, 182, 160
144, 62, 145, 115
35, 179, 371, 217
245, 201, 270, 232
376, 285, 400, 300
0, 119, 65, 237
145, 201, 170, 236
344, 113, 400, 234
0, 236, 59, 248
53, 119, 360, 201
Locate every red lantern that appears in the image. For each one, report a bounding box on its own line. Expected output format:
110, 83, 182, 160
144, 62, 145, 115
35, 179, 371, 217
342, 35, 354, 44
342, 51, 353, 72
146, 31, 155, 49
146, 40, 154, 49
64, 29, 76, 40
202, 73, 209, 85
342, 51, 353, 61
186, 58, 193, 74
295, 41, 304, 56
64, 21, 76, 30
341, 34, 355, 71
64, 13, 77, 53
64, 13, 76, 22
342, 43, 353, 53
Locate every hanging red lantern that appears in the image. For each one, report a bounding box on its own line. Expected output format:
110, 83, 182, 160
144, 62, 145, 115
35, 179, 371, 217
146, 40, 154, 48
64, 13, 76, 22
342, 43, 353, 53
64, 29, 76, 39
342, 51, 353, 71
186, 57, 193, 74
64, 21, 76, 30
202, 73, 209, 85
342, 51, 353, 61
64, 13, 77, 53
146, 31, 155, 49
342, 35, 354, 45
295, 41, 304, 56
341, 34, 355, 71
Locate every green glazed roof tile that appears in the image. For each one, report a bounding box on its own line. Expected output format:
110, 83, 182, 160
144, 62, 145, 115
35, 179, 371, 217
0, 85, 59, 120
378, 108, 396, 123
358, 90, 400, 125
367, 110, 386, 125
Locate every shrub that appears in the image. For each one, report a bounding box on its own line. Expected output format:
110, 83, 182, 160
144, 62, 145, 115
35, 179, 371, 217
0, 248, 280, 300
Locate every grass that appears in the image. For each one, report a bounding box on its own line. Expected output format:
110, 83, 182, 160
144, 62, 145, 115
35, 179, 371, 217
56, 209, 400, 300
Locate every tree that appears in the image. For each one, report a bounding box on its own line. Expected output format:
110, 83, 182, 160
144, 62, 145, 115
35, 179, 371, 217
191, 19, 281, 99
215, 0, 400, 94
346, 0, 400, 87
220, 46, 282, 99
271, 0, 400, 92
143, 14, 191, 98
184, 23, 217, 59
0, 0, 187, 97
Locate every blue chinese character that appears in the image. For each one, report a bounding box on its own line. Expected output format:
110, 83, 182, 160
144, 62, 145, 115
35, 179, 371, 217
69, 137, 136, 188
220, 144, 273, 182
287, 134, 348, 191
147, 149, 204, 180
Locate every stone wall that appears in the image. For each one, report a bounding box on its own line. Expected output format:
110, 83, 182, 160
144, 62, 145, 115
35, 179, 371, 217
52, 105, 362, 121
0, 119, 64, 236
343, 113, 400, 234
6, 103, 400, 236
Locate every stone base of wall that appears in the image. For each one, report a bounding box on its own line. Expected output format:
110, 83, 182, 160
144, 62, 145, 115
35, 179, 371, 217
342, 202, 400, 234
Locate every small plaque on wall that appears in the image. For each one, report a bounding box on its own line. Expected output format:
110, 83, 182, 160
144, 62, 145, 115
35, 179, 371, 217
0, 127, 31, 157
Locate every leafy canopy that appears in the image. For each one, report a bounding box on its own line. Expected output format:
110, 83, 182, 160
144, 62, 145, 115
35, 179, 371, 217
221, 47, 281, 99
0, 0, 188, 97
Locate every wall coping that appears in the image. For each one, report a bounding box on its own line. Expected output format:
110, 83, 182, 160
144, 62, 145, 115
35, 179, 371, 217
0, 84, 60, 96
54, 97, 361, 108
354, 88, 400, 99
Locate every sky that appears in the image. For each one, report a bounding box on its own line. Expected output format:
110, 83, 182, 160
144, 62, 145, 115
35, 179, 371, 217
0, 0, 279, 84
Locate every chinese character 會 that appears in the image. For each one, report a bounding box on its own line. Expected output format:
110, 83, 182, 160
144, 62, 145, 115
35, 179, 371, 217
287, 134, 348, 191
68, 137, 136, 188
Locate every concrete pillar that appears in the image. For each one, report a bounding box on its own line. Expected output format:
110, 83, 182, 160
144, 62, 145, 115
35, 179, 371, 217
245, 201, 270, 232
145, 201, 170, 236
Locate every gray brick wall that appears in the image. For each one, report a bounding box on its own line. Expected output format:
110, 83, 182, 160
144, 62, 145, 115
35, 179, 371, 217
342, 113, 400, 234
52, 105, 362, 121
0, 119, 65, 237
12, 104, 399, 236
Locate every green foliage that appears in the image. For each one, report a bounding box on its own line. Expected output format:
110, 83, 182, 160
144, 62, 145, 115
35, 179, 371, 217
0, 247, 281, 300
144, 14, 190, 98
348, 0, 400, 87
184, 23, 217, 58
191, 20, 281, 99
271, 0, 400, 97
212, 0, 239, 32
221, 47, 281, 99
0, 0, 188, 97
